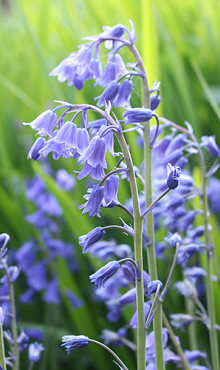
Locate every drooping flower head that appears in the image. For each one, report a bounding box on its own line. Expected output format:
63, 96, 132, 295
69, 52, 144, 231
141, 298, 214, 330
61, 335, 89, 354
166, 163, 181, 190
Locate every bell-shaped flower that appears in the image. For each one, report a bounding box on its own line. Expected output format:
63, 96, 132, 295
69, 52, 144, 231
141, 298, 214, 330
150, 93, 161, 110
166, 163, 181, 190
146, 280, 163, 296
90, 260, 120, 288
201, 135, 220, 158
61, 335, 89, 354
78, 136, 107, 168
54, 121, 78, 148
103, 175, 119, 206
118, 288, 136, 305
164, 231, 182, 248
95, 81, 120, 108
77, 162, 105, 181
27, 137, 45, 161
23, 110, 57, 137
79, 227, 106, 254
114, 79, 133, 108
79, 184, 105, 217
28, 342, 45, 362
123, 107, 154, 125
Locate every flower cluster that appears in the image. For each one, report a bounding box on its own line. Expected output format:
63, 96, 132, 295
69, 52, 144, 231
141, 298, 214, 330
21, 20, 220, 370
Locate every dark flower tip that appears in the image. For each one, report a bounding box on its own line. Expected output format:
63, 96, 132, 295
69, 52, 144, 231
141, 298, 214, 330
166, 163, 181, 190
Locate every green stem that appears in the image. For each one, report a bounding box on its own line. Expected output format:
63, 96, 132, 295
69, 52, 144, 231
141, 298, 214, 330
0, 308, 6, 370
115, 132, 145, 370
127, 43, 165, 370
89, 339, 129, 370
2, 260, 19, 370
162, 311, 191, 370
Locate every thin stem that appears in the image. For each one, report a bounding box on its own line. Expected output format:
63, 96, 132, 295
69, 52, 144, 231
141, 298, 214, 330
0, 308, 6, 370
102, 224, 133, 236
162, 311, 191, 370
2, 260, 19, 370
115, 131, 145, 370
89, 339, 129, 370
128, 43, 165, 370
160, 242, 180, 303
116, 203, 134, 220
141, 188, 170, 218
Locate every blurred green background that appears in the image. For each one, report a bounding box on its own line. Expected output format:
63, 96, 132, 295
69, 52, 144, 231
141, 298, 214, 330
0, 0, 220, 369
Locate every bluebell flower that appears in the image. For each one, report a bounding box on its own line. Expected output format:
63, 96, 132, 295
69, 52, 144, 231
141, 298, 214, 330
90, 260, 120, 288
23, 110, 57, 136
150, 93, 161, 110
53, 121, 78, 148
166, 163, 181, 190
118, 288, 136, 305
79, 227, 106, 254
27, 137, 45, 161
43, 278, 60, 304
184, 350, 207, 364
100, 24, 125, 45
25, 329, 45, 342
201, 135, 220, 157
63, 290, 83, 309
103, 175, 119, 206
170, 313, 193, 330
28, 342, 44, 362
114, 79, 133, 108
49, 46, 93, 89
77, 162, 106, 181
164, 231, 182, 248
95, 81, 120, 108
95, 59, 117, 87
26, 262, 47, 292
123, 108, 154, 125
0, 266, 19, 284
146, 280, 163, 295
165, 134, 186, 154
174, 279, 198, 299
180, 210, 197, 232
55, 169, 75, 192
130, 302, 151, 329
17, 329, 29, 352
177, 244, 199, 267
61, 335, 89, 354
0, 233, 10, 250
79, 185, 105, 217
78, 136, 107, 169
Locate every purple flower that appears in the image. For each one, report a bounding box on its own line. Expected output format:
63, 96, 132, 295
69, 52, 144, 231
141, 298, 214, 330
54, 121, 78, 148
201, 135, 220, 158
28, 342, 44, 363
123, 108, 154, 125
23, 110, 57, 136
177, 244, 199, 267
49, 46, 93, 89
166, 163, 181, 190
174, 279, 198, 299
27, 137, 45, 161
55, 169, 75, 191
0, 233, 10, 250
79, 227, 106, 254
164, 232, 182, 248
95, 81, 120, 108
114, 79, 133, 108
78, 136, 107, 168
150, 93, 161, 110
146, 280, 163, 295
118, 288, 136, 305
103, 175, 119, 206
90, 260, 120, 288
43, 278, 60, 304
130, 302, 151, 329
61, 335, 89, 354
79, 185, 105, 217
170, 313, 193, 330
